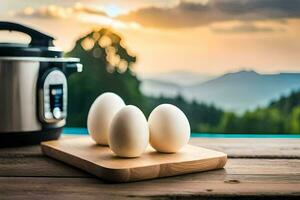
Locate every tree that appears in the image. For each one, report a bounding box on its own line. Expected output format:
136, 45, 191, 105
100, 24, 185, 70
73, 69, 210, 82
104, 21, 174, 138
66, 28, 144, 127
217, 112, 240, 133
289, 106, 300, 133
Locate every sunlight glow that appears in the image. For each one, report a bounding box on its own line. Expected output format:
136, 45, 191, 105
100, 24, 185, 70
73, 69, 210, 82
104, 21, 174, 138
103, 5, 123, 17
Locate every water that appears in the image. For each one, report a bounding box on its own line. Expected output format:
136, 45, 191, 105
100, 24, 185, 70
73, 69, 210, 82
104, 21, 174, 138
63, 127, 300, 138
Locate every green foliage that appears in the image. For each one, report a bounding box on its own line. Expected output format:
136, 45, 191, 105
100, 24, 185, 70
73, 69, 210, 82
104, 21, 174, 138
66, 29, 144, 127
269, 91, 300, 114
217, 112, 240, 133
216, 91, 300, 134
288, 106, 300, 133
143, 96, 224, 133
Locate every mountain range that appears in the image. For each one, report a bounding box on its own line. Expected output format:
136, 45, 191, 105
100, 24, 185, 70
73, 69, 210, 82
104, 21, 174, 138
139, 70, 300, 113
139, 71, 213, 86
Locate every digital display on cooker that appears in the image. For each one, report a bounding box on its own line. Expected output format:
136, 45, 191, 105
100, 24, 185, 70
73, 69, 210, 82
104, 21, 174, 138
49, 84, 63, 112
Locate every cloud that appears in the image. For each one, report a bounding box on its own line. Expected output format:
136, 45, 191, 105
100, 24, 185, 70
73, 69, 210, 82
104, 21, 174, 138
210, 22, 285, 33
14, 3, 107, 19
117, 0, 300, 28
10, 3, 142, 30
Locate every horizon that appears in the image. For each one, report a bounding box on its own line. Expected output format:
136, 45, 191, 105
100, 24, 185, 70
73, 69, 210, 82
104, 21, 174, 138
1, 0, 300, 76
141, 69, 300, 78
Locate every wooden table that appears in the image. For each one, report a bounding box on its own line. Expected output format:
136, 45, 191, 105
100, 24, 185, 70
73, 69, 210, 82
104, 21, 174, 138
1, 137, 300, 199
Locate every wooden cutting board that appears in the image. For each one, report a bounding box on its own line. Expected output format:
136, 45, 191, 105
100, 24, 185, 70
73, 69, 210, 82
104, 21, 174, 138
41, 136, 227, 183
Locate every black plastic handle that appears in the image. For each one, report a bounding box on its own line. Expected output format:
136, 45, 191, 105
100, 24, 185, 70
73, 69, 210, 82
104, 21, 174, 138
0, 21, 54, 47
66, 62, 83, 77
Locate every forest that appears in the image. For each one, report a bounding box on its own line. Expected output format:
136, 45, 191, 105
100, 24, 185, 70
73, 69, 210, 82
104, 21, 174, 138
66, 28, 300, 134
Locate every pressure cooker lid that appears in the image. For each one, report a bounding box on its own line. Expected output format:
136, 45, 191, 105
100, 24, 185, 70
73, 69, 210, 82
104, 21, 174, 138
0, 21, 63, 58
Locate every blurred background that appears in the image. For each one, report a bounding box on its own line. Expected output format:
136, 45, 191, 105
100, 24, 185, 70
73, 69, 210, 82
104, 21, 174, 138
1, 0, 300, 134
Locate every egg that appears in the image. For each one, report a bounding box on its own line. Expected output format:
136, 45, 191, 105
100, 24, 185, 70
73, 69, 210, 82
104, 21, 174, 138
87, 92, 125, 145
109, 105, 149, 158
148, 104, 190, 153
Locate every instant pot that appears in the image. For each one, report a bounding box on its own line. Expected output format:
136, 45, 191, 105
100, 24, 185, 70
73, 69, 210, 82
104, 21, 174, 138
0, 22, 83, 146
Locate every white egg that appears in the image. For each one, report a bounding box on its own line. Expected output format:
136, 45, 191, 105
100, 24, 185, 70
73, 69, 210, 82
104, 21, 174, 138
87, 92, 125, 145
109, 105, 149, 158
148, 104, 190, 153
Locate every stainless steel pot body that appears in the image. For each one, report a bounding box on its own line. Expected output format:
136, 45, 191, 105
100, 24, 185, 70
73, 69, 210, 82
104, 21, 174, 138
0, 57, 81, 134
0, 58, 42, 132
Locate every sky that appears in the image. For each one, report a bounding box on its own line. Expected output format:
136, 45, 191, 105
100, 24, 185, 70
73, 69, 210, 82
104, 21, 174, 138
0, 0, 300, 76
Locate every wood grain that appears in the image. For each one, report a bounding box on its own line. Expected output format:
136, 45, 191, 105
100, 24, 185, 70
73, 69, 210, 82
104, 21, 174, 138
190, 138, 300, 158
1, 155, 300, 177
1, 137, 299, 158
1, 138, 300, 178
41, 137, 227, 182
0, 176, 299, 200
1, 137, 300, 199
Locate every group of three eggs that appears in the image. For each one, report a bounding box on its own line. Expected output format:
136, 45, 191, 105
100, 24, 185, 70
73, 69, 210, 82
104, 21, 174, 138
87, 92, 191, 158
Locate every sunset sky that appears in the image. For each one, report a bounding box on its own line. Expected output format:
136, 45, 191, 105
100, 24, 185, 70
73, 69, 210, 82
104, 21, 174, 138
1, 0, 300, 76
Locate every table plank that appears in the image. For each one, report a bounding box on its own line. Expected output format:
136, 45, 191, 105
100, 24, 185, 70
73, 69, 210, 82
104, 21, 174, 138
190, 138, 300, 158
1, 154, 300, 177
0, 154, 89, 177
0, 175, 299, 200
1, 137, 300, 199
1, 138, 299, 158
1, 139, 300, 177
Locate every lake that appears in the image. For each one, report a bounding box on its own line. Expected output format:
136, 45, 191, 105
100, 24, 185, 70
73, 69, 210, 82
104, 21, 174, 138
63, 127, 300, 138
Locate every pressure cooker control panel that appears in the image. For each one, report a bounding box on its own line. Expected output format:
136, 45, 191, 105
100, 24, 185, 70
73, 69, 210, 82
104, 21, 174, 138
41, 70, 67, 123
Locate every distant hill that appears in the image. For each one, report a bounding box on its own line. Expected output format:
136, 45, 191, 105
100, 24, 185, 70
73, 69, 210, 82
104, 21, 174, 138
140, 70, 300, 113
139, 71, 213, 86
139, 71, 213, 98
139, 78, 182, 98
